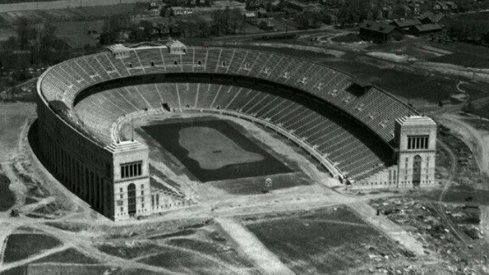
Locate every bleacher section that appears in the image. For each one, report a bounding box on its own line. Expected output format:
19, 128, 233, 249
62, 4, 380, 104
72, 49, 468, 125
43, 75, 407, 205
74, 83, 390, 179
40, 46, 415, 181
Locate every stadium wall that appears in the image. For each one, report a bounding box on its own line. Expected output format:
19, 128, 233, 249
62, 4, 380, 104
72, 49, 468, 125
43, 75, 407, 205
35, 45, 437, 220
36, 69, 153, 221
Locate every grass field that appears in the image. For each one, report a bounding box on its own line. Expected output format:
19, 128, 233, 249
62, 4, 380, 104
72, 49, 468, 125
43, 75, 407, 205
327, 54, 478, 103
142, 118, 291, 182
119, 221, 259, 274
0, 103, 34, 162
3, 234, 62, 263
139, 249, 227, 274
0, 4, 138, 24
179, 126, 264, 170
420, 184, 489, 206
33, 248, 98, 264
245, 207, 406, 274
428, 41, 489, 68
98, 243, 162, 259
0, 172, 15, 211
53, 20, 103, 48
24, 264, 112, 275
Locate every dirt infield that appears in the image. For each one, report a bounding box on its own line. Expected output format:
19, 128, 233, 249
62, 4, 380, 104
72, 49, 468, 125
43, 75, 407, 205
142, 118, 291, 182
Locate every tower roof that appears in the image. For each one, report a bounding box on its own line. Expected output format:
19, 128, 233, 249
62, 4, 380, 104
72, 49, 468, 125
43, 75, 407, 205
396, 115, 436, 127
105, 140, 148, 153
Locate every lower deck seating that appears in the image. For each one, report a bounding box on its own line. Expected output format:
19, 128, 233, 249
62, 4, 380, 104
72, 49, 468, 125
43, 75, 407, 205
74, 82, 392, 180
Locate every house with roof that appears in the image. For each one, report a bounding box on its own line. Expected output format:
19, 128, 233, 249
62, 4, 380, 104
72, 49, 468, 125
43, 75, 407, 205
359, 21, 403, 43
390, 18, 421, 33
418, 11, 444, 24
409, 23, 443, 36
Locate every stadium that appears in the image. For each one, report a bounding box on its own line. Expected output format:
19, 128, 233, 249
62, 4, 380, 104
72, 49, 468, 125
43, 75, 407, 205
35, 40, 437, 221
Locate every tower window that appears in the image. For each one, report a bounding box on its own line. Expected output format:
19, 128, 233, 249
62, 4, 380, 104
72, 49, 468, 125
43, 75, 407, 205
120, 161, 142, 179
407, 135, 429, 150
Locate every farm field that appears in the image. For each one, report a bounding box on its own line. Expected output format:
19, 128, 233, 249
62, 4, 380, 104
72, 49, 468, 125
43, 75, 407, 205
244, 207, 411, 274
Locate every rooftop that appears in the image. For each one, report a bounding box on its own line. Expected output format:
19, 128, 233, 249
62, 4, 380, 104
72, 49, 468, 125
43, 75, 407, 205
105, 141, 148, 153
396, 115, 436, 126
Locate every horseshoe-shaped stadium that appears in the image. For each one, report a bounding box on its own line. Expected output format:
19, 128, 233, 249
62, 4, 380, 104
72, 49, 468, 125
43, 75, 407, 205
36, 42, 437, 221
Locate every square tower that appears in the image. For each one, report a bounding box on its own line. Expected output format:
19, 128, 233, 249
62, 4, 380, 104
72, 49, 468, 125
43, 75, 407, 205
107, 141, 151, 221
395, 115, 437, 188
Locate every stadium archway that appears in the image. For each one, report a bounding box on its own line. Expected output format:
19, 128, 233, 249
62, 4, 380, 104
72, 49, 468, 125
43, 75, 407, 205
412, 155, 422, 187
127, 183, 136, 216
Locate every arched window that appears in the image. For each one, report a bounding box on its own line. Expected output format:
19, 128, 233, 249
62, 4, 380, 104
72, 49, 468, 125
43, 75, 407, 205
412, 155, 422, 187
127, 183, 136, 216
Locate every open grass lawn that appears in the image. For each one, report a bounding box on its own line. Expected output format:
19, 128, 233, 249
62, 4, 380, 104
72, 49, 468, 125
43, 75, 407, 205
166, 238, 255, 268
3, 234, 62, 263
245, 207, 403, 274
471, 101, 489, 119
53, 20, 103, 48
45, 222, 90, 232
428, 41, 489, 68
125, 222, 257, 274
431, 52, 489, 68
0, 103, 34, 162
327, 56, 471, 103
0, 265, 27, 275
221, 45, 335, 61
0, 173, 15, 211
33, 248, 98, 264
24, 264, 111, 275
139, 248, 228, 275
98, 243, 162, 259
142, 118, 291, 182
419, 185, 489, 206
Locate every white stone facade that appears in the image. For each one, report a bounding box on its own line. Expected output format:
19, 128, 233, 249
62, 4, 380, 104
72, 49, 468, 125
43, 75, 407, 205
355, 115, 437, 189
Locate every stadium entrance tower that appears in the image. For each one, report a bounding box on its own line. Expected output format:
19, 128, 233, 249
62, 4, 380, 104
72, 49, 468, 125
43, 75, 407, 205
106, 141, 151, 220
394, 115, 437, 188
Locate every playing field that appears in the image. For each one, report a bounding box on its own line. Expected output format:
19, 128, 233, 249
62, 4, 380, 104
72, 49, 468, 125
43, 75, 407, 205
142, 118, 291, 182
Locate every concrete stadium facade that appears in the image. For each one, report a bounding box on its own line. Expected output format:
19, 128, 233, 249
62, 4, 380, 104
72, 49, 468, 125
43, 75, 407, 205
35, 42, 437, 221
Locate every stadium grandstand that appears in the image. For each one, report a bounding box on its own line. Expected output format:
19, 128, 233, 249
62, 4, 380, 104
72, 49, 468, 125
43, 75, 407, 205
36, 40, 437, 221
